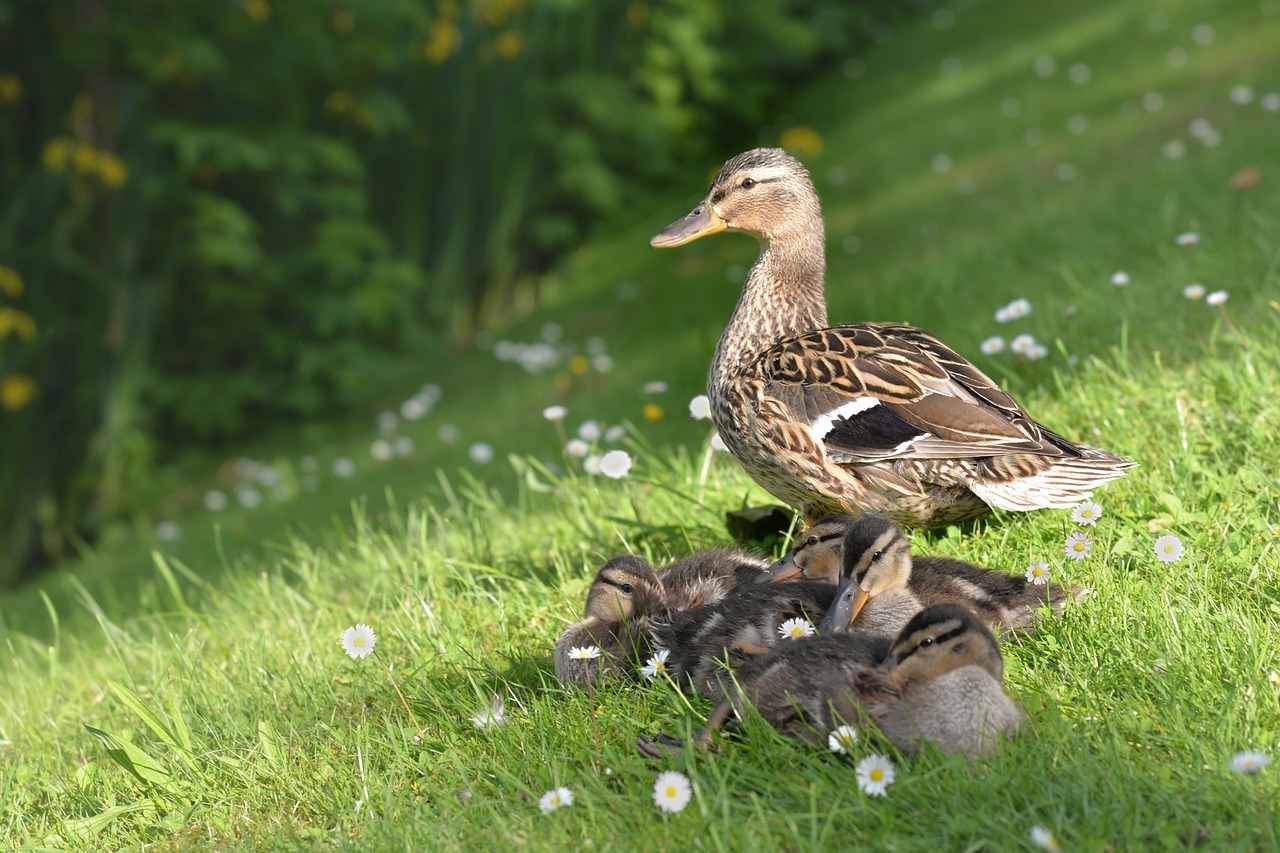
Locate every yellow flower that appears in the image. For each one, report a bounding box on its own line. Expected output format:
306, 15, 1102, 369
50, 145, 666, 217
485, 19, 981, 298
96, 152, 129, 189
42, 138, 72, 172
568, 355, 590, 375
72, 142, 98, 175
0, 308, 38, 342
243, 0, 271, 24
1, 374, 38, 411
0, 73, 22, 106
423, 20, 461, 64
643, 403, 664, 422
779, 125, 824, 158
0, 265, 23, 298
494, 31, 524, 60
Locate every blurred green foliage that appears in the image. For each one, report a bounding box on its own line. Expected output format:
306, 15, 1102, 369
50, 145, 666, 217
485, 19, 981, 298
0, 0, 929, 583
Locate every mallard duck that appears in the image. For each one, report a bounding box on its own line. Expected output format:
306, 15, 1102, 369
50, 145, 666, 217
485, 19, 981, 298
760, 512, 1082, 638
555, 549, 768, 689
638, 603, 1021, 757
651, 579, 835, 700
554, 555, 665, 689
651, 148, 1135, 528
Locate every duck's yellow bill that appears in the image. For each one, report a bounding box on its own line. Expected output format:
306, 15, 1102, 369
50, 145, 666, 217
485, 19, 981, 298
650, 205, 727, 247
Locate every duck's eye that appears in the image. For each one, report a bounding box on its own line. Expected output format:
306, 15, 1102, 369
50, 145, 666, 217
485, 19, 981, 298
806, 535, 819, 546
741, 177, 757, 189
872, 550, 882, 561
919, 637, 935, 648
619, 583, 634, 594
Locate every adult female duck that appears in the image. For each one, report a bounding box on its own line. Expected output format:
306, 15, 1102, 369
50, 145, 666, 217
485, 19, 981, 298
652, 148, 1134, 527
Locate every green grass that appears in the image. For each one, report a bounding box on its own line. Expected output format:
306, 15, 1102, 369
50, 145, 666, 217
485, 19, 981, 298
4, 0, 1280, 847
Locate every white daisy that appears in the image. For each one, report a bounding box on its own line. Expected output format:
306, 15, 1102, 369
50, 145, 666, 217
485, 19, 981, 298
855, 754, 896, 796
1154, 534, 1184, 563
1111, 271, 1130, 286
155, 521, 181, 542
710, 434, 729, 452
827, 725, 859, 754
599, 450, 633, 479
577, 420, 602, 442
1011, 334, 1037, 354
641, 649, 670, 680
652, 770, 693, 814
583, 454, 603, 475
1025, 562, 1050, 585
778, 617, 815, 639
543, 405, 567, 421
567, 646, 601, 661
1064, 530, 1092, 561
643, 381, 668, 394
371, 439, 393, 462
538, 787, 573, 814
1072, 500, 1103, 526
468, 442, 494, 464
1229, 750, 1270, 774
605, 424, 627, 443
1206, 290, 1229, 306
689, 394, 712, 420
564, 438, 590, 459
1027, 344, 1049, 361
470, 694, 506, 731
204, 490, 228, 512
1007, 298, 1032, 319
1183, 283, 1206, 300
340, 624, 376, 659
1176, 231, 1201, 246
1030, 824, 1060, 850
981, 336, 1005, 355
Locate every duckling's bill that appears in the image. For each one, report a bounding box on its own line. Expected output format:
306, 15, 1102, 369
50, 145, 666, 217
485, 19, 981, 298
818, 575, 870, 633
651, 204, 728, 247
755, 556, 803, 583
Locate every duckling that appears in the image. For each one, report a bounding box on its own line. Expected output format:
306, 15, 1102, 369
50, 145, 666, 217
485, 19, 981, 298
639, 603, 1021, 757
658, 547, 771, 611
652, 579, 835, 700
554, 555, 665, 689
762, 512, 1080, 638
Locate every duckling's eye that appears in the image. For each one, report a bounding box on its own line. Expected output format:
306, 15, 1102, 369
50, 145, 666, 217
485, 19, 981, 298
918, 637, 935, 648
619, 583, 634, 594
741, 177, 757, 189
806, 535, 819, 546
871, 550, 882, 561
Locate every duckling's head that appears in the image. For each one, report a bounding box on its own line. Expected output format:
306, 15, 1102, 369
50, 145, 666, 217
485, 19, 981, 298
817, 513, 913, 632
756, 514, 853, 584
584, 555, 667, 623
880, 603, 1004, 683
650, 148, 822, 248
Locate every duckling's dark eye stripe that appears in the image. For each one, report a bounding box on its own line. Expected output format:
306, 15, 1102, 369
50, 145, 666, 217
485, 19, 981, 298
902, 623, 966, 659
801, 532, 843, 549
597, 577, 633, 593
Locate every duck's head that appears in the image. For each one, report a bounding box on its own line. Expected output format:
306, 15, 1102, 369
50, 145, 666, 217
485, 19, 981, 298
817, 513, 913, 632
756, 514, 853, 584
650, 148, 822, 248
584, 555, 667, 622
879, 603, 1005, 683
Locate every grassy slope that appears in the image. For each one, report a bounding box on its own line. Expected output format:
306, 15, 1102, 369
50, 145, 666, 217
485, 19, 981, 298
4, 0, 1280, 848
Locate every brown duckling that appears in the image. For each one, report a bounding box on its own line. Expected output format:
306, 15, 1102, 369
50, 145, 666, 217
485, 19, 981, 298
639, 603, 1021, 757
761, 512, 1081, 638
658, 547, 771, 611
554, 555, 665, 689
651, 579, 836, 700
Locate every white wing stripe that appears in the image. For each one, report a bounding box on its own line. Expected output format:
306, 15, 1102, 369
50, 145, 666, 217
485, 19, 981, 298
808, 396, 881, 442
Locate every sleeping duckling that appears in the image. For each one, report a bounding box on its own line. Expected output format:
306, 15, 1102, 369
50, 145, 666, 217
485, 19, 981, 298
639, 603, 1021, 757
554, 555, 666, 689
652, 579, 835, 700
658, 548, 771, 611
762, 513, 1080, 638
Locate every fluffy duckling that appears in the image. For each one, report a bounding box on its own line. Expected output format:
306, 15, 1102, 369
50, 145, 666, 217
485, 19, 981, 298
761, 513, 1080, 638
554, 555, 665, 689
652, 579, 835, 700
639, 603, 1021, 757
658, 547, 771, 611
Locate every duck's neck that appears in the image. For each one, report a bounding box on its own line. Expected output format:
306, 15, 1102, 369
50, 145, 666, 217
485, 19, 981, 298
710, 229, 827, 387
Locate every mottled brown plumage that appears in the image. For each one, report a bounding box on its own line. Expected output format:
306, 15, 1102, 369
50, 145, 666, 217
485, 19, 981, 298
651, 148, 1135, 527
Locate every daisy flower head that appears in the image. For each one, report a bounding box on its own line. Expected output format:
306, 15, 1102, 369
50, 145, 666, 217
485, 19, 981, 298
599, 449, 633, 479
1072, 500, 1102, 526
641, 649, 671, 680
1030, 825, 1060, 851
1176, 231, 1201, 246
567, 645, 601, 661
468, 442, 494, 464
542, 405, 567, 422
711, 434, 729, 453
583, 454, 603, 476
565, 438, 590, 459
981, 336, 1005, 355
1111, 271, 1130, 286
605, 424, 627, 443
1006, 298, 1032, 319
1010, 333, 1036, 354
855, 754, 896, 797
539, 786, 573, 814
1154, 534, 1184, 563
1183, 283, 1206, 300
778, 617, 815, 639
470, 694, 506, 731
1025, 561, 1050, 585
689, 394, 712, 420
577, 420, 602, 442
827, 725, 859, 754
1027, 344, 1049, 361
643, 380, 668, 394
1229, 750, 1270, 774
340, 624, 376, 659
1206, 290, 1229, 306
652, 770, 693, 814
1064, 530, 1092, 561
